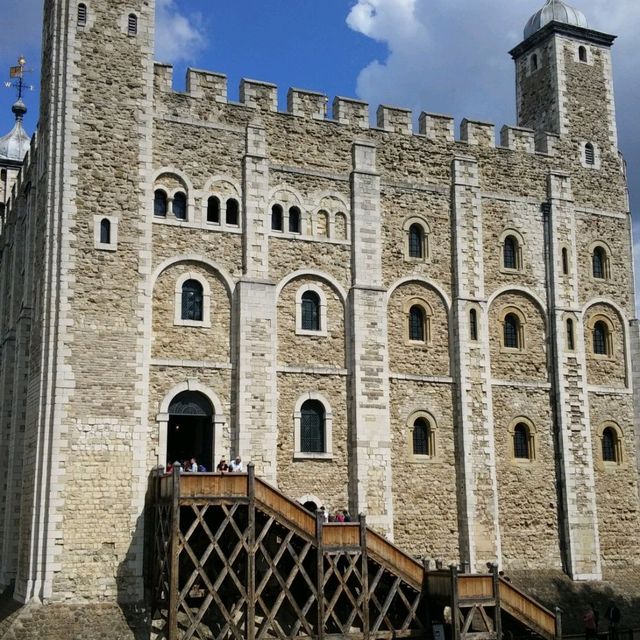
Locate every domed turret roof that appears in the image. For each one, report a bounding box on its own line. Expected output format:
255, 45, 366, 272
0, 99, 30, 162
524, 0, 588, 40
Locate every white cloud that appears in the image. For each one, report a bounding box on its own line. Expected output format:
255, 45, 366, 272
155, 0, 206, 64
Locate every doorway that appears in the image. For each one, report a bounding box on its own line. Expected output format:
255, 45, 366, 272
167, 391, 214, 471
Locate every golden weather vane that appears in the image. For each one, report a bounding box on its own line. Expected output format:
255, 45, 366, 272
4, 56, 34, 101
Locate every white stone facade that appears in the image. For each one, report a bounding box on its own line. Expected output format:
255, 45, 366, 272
0, 0, 638, 610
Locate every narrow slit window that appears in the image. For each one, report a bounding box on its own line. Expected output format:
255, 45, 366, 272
78, 3, 88, 26
289, 206, 301, 234
531, 54, 538, 71
207, 196, 220, 223
127, 13, 138, 36
100, 218, 111, 244
579, 46, 588, 63
567, 319, 575, 351
173, 192, 187, 220
271, 204, 283, 231
470, 309, 478, 341
585, 143, 595, 166
226, 198, 239, 226
562, 248, 569, 275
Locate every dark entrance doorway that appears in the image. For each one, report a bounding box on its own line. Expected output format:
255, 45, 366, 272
167, 391, 214, 471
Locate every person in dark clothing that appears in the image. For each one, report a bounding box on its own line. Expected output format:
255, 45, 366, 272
584, 603, 599, 640
605, 602, 621, 640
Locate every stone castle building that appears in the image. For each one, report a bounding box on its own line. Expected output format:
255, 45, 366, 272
1, 0, 639, 630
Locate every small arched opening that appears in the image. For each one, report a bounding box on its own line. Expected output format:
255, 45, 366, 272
167, 391, 214, 471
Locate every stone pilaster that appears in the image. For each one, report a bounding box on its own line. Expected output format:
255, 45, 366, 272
546, 171, 601, 580
236, 121, 278, 483
349, 141, 394, 536
450, 156, 501, 571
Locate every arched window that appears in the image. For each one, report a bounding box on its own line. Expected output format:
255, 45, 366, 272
181, 279, 203, 322
409, 306, 425, 342
593, 321, 609, 355
562, 248, 569, 275
592, 246, 606, 279
531, 53, 538, 71
100, 218, 111, 245
78, 3, 87, 26
271, 204, 283, 231
585, 143, 595, 166
602, 427, 619, 463
335, 212, 347, 240
412, 418, 432, 456
567, 318, 575, 351
173, 192, 187, 220
207, 196, 220, 223
513, 423, 531, 459
226, 198, 239, 226
289, 206, 301, 234
301, 291, 320, 331
127, 13, 138, 36
579, 46, 588, 63
504, 313, 520, 349
503, 235, 518, 270
300, 400, 325, 453
408, 224, 423, 259
154, 189, 167, 217
470, 309, 478, 341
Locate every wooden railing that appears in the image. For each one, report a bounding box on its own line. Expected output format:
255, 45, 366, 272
499, 577, 557, 639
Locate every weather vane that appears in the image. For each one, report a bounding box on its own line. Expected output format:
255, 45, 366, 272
4, 56, 34, 101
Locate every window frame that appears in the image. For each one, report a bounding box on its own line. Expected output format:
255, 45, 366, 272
407, 410, 439, 462
293, 393, 333, 460
154, 189, 168, 218
174, 273, 212, 328
403, 217, 430, 263
77, 3, 88, 27
591, 243, 610, 281
93, 215, 118, 251
127, 12, 138, 36
295, 284, 328, 337
508, 418, 537, 464
596, 422, 624, 468
172, 191, 188, 220
289, 206, 302, 234
207, 196, 221, 224
499, 230, 524, 273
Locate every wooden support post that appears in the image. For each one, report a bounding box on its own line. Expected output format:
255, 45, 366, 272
450, 564, 461, 640
555, 607, 563, 640
247, 464, 256, 640
169, 466, 181, 640
492, 563, 502, 640
316, 510, 325, 640
360, 514, 370, 640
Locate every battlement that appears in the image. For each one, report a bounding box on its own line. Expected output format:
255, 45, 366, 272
152, 63, 559, 156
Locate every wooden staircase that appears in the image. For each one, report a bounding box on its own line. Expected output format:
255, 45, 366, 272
149, 465, 560, 640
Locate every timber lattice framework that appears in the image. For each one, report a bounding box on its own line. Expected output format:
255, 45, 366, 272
149, 465, 560, 640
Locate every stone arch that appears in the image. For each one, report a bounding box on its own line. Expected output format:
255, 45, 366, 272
151, 255, 235, 298
487, 285, 546, 321
156, 380, 227, 469
387, 276, 452, 314
202, 175, 242, 198
276, 270, 348, 304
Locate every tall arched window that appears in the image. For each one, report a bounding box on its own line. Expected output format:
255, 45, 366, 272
409, 306, 425, 342
301, 291, 320, 331
412, 418, 432, 456
602, 427, 618, 463
579, 46, 588, 63
127, 13, 138, 36
504, 314, 520, 349
503, 235, 518, 270
77, 3, 88, 26
592, 246, 606, 279
226, 198, 239, 226
154, 189, 168, 217
585, 143, 595, 166
181, 279, 204, 322
408, 224, 423, 259
470, 309, 478, 341
271, 204, 283, 231
289, 206, 301, 234
300, 400, 325, 453
100, 218, 111, 245
207, 196, 220, 223
531, 53, 538, 71
562, 248, 569, 275
513, 423, 530, 459
593, 321, 609, 355
173, 192, 187, 220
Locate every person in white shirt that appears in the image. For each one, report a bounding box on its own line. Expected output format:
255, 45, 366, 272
189, 458, 198, 473
229, 456, 243, 472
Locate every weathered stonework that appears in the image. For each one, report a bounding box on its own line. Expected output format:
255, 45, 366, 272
0, 2, 639, 634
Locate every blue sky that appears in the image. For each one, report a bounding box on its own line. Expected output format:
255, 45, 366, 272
1, 0, 639, 310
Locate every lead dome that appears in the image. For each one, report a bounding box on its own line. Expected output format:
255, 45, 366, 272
0, 99, 30, 162
524, 0, 588, 40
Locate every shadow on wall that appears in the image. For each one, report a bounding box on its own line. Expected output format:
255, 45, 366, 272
508, 569, 640, 634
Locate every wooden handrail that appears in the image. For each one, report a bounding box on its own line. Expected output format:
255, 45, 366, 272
366, 529, 423, 589
499, 578, 556, 639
